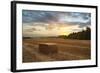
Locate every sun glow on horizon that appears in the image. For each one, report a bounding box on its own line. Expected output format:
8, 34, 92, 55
23, 22, 83, 37
58, 25, 80, 36
59, 28, 71, 36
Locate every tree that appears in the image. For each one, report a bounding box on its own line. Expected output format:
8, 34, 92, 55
66, 27, 91, 40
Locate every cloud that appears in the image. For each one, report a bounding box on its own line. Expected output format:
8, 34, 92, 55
22, 10, 91, 28
22, 10, 91, 37
22, 10, 59, 23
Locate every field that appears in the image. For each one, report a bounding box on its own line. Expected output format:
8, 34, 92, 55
23, 38, 91, 63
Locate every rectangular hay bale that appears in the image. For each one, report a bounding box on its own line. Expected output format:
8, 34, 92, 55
39, 43, 58, 55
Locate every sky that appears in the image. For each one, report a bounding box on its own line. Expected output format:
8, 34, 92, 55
22, 10, 91, 37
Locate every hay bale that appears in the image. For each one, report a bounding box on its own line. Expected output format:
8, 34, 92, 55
39, 43, 58, 55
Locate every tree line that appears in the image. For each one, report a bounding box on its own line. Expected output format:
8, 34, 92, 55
59, 27, 91, 40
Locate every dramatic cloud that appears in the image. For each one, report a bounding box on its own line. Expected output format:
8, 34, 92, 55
22, 10, 91, 27
22, 10, 59, 23
22, 10, 91, 37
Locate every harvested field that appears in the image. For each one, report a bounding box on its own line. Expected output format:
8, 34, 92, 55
22, 38, 91, 63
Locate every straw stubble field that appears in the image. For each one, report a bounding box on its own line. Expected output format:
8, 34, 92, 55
23, 38, 91, 63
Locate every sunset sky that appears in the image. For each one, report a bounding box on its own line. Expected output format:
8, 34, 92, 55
22, 10, 91, 37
